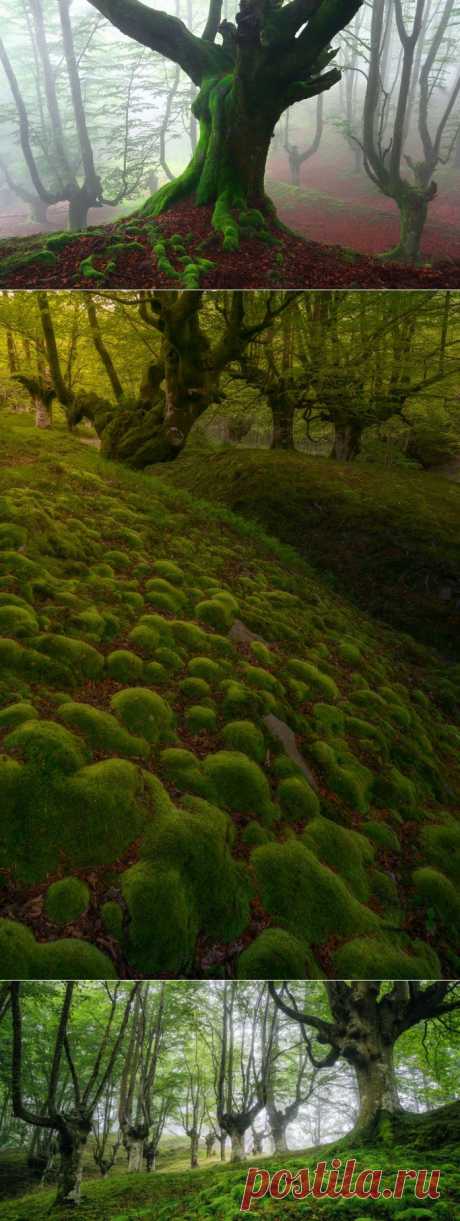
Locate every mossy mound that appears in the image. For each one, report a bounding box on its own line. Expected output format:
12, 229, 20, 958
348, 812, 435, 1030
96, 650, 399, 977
44, 876, 90, 924
0, 418, 458, 978
236, 928, 315, 979
0, 917, 115, 979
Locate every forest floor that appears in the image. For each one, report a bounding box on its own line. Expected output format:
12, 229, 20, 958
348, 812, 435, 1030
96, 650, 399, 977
162, 448, 460, 659
1, 1137, 459, 1219
0, 416, 459, 982
1, 192, 460, 288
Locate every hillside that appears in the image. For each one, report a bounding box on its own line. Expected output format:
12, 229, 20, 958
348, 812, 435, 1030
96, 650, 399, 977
0, 417, 459, 980
162, 449, 460, 658
1, 1135, 459, 1220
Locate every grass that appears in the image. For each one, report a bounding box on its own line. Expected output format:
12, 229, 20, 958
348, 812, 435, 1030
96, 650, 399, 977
0, 1137, 458, 1219
0, 415, 459, 979
161, 448, 460, 658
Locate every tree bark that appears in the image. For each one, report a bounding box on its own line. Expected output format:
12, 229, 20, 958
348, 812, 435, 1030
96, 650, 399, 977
190, 1130, 199, 1168
386, 191, 429, 264
68, 190, 90, 231
331, 422, 362, 460
269, 1116, 288, 1153
54, 1120, 91, 1208
270, 397, 295, 450
353, 1045, 401, 1137
34, 396, 52, 428
230, 1129, 245, 1161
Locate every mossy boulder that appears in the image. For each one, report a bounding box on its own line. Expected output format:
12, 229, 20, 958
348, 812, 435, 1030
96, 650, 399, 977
4, 719, 88, 774
186, 704, 217, 733
128, 623, 160, 655
0, 605, 38, 638
122, 862, 198, 974
419, 824, 460, 885
333, 935, 441, 980
0, 701, 38, 729
278, 775, 320, 822
57, 702, 149, 758
106, 649, 144, 683
286, 659, 340, 700
222, 719, 266, 763
187, 656, 222, 683
0, 918, 36, 977
180, 676, 212, 700
111, 687, 173, 745
202, 750, 275, 821
236, 929, 313, 980
45, 877, 90, 925
39, 938, 116, 979
302, 817, 373, 902
31, 634, 104, 680
412, 867, 460, 929
373, 766, 417, 812
252, 840, 379, 944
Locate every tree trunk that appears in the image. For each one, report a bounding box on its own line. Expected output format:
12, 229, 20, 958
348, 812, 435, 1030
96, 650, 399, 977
219, 1132, 226, 1161
288, 151, 301, 187
190, 1130, 199, 1168
270, 398, 295, 450
354, 1045, 401, 1136
331, 423, 362, 461
141, 74, 277, 249
270, 1117, 288, 1153
34, 396, 52, 428
383, 192, 429, 264
54, 1122, 90, 1208
68, 191, 90, 231
29, 197, 50, 226
230, 1129, 245, 1161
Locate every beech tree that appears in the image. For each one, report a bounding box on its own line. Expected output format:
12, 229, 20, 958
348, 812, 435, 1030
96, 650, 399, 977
9, 981, 139, 1206
86, 0, 363, 247
269, 981, 460, 1142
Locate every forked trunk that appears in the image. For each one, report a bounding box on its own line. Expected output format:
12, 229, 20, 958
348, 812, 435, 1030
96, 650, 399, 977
123, 1124, 149, 1173
269, 1118, 288, 1153
384, 191, 429, 264
54, 1120, 91, 1208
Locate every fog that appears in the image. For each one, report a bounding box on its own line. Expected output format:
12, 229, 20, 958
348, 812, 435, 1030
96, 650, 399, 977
0, 0, 459, 262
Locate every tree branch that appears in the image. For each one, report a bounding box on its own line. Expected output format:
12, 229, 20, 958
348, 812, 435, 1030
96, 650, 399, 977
86, 0, 229, 85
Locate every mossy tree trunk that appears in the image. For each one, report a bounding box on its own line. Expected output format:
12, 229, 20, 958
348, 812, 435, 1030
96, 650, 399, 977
269, 1117, 289, 1153
331, 421, 363, 460
270, 396, 295, 449
383, 188, 430, 265
87, 0, 362, 248
54, 1118, 92, 1208
190, 1129, 200, 1168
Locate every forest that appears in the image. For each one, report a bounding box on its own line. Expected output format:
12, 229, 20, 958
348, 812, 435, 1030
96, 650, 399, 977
0, 286, 459, 983
0, 980, 459, 1219
0, 0, 459, 288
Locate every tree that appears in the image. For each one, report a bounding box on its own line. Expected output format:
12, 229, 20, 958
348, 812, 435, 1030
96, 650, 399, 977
86, 0, 363, 248
283, 94, 324, 187
213, 982, 274, 1161
360, 0, 460, 263
269, 981, 460, 1142
9, 981, 139, 1206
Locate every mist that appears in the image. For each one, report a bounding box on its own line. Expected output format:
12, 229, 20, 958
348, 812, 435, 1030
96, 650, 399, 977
0, 0, 459, 265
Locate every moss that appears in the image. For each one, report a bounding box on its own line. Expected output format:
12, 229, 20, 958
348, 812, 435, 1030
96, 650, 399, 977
0, 701, 37, 729
333, 935, 441, 980
244, 664, 280, 693
373, 766, 417, 812
241, 820, 273, 846
370, 868, 400, 907
0, 918, 35, 977
203, 750, 274, 820
106, 649, 144, 683
61, 759, 147, 870
179, 676, 212, 700
128, 623, 160, 655
104, 549, 132, 570
39, 939, 116, 980
250, 641, 274, 667
412, 867, 460, 929
122, 862, 198, 974
236, 929, 313, 980
45, 877, 90, 925
311, 739, 374, 814
303, 817, 373, 902
101, 900, 124, 940
419, 824, 460, 885
221, 680, 259, 720
145, 579, 184, 613
4, 719, 88, 774
0, 523, 27, 549
160, 747, 211, 797
196, 598, 233, 631
0, 605, 38, 638
221, 719, 266, 763
144, 660, 168, 684
187, 656, 222, 683
362, 820, 401, 853
111, 687, 173, 745
57, 702, 149, 759
344, 715, 386, 748
338, 640, 362, 664
186, 704, 217, 733
153, 559, 184, 584
31, 634, 104, 680
252, 840, 379, 943
278, 776, 320, 822
287, 659, 340, 700
170, 620, 208, 650
313, 703, 345, 734
154, 646, 183, 671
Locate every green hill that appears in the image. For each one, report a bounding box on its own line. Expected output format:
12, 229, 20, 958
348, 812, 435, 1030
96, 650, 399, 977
0, 417, 459, 980
1, 1137, 459, 1220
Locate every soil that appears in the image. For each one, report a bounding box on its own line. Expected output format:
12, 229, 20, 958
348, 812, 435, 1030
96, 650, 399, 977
1, 193, 459, 288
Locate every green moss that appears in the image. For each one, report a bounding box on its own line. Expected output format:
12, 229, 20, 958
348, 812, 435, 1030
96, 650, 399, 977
187, 656, 222, 683
219, 716, 266, 767
39, 939, 116, 979
0, 918, 35, 977
236, 929, 313, 980
111, 687, 173, 745
128, 623, 160, 655
362, 820, 401, 853
154, 646, 183, 672
160, 747, 211, 798
303, 817, 373, 902
373, 766, 417, 812
221, 680, 259, 720
101, 900, 124, 940
106, 649, 144, 682
252, 840, 379, 943
31, 634, 104, 679
57, 702, 149, 758
186, 704, 217, 733
278, 776, 320, 822
122, 862, 198, 974
203, 750, 274, 820
153, 559, 184, 584
313, 703, 345, 734
419, 824, 460, 884
333, 935, 441, 980
287, 659, 340, 700
145, 578, 185, 613
4, 719, 88, 774
241, 821, 273, 846
338, 640, 362, 664
412, 867, 460, 929
0, 701, 37, 729
45, 877, 90, 925
244, 664, 279, 693
0, 523, 27, 549
0, 605, 38, 638
144, 660, 168, 684
103, 549, 131, 570
61, 759, 147, 869
196, 598, 233, 631
179, 676, 212, 700
170, 620, 208, 650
